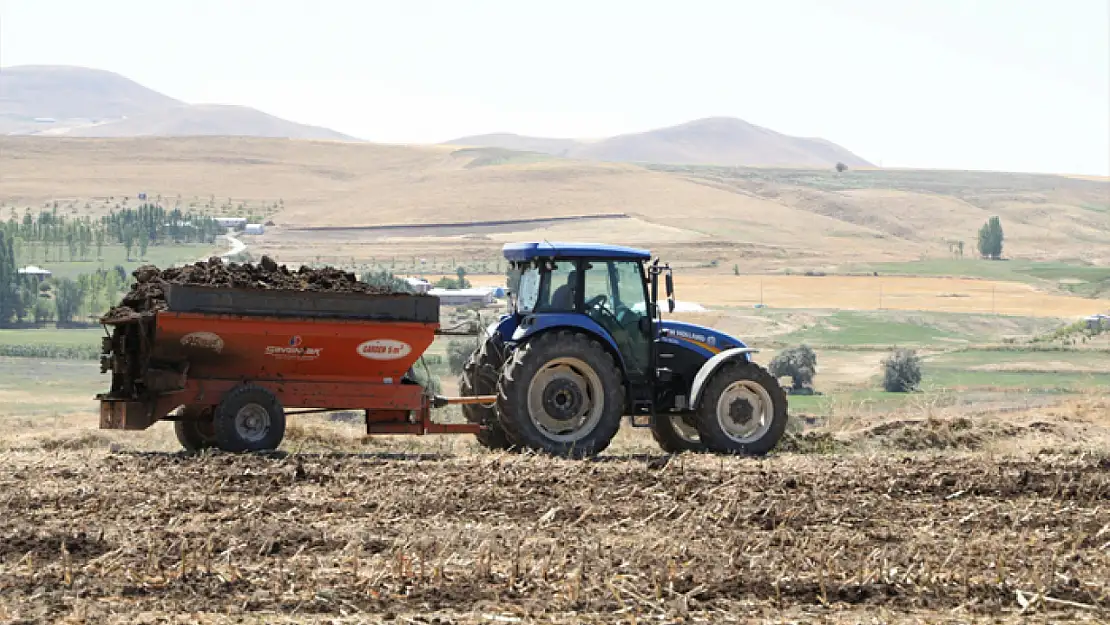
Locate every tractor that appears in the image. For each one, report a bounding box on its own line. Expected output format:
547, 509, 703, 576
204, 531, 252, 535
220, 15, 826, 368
459, 242, 788, 457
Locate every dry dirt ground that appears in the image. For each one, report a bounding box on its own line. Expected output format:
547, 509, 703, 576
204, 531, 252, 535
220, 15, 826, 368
1, 400, 1108, 625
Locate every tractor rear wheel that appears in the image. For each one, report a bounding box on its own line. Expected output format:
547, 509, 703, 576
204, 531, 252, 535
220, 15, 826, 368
693, 361, 788, 456
496, 331, 624, 458
459, 335, 515, 451
213, 385, 286, 452
173, 405, 218, 451
650, 414, 704, 454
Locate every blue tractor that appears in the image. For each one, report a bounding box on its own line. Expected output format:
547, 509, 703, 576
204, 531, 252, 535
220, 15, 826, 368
458, 242, 788, 458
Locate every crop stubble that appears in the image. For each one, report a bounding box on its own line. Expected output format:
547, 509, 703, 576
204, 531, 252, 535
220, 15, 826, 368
0, 450, 1106, 624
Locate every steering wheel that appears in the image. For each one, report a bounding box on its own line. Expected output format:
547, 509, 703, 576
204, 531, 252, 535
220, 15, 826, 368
584, 294, 608, 311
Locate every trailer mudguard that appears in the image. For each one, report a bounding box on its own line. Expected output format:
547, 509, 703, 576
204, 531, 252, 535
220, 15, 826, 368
688, 347, 760, 410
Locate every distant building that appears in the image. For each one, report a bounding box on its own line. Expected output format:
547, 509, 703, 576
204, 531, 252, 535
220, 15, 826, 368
242, 224, 265, 235
1085, 314, 1109, 331
405, 278, 431, 294
18, 265, 52, 281
213, 217, 248, 229
428, 287, 496, 307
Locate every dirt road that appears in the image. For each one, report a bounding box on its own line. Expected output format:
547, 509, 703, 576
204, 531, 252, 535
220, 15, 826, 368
0, 450, 1105, 624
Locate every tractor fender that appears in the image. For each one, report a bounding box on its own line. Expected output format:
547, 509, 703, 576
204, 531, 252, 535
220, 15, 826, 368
688, 347, 760, 410
510, 313, 629, 376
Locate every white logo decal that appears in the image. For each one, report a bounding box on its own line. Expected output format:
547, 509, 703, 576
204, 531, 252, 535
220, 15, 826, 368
357, 339, 412, 361
180, 332, 224, 353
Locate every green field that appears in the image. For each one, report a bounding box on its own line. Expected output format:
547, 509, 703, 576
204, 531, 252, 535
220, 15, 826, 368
22, 243, 220, 280
0, 328, 103, 347
776, 310, 965, 346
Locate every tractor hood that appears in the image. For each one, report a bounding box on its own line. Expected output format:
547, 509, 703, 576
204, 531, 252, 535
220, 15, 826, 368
659, 320, 748, 356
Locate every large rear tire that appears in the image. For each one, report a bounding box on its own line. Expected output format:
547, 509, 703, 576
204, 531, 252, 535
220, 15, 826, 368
650, 414, 704, 454
496, 331, 624, 459
173, 405, 218, 451
693, 361, 788, 456
459, 335, 516, 451
213, 385, 286, 452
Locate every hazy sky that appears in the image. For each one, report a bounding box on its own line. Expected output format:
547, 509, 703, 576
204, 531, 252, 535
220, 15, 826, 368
2, 0, 1108, 175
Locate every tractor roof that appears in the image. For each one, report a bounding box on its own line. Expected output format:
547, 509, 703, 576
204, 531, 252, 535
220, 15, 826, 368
502, 242, 652, 262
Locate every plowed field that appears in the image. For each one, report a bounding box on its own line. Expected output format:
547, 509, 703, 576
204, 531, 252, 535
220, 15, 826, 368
1, 449, 1106, 624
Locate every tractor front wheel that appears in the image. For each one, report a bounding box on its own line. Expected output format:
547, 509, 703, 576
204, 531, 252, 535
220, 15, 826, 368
694, 362, 788, 455
650, 414, 704, 454
496, 331, 624, 458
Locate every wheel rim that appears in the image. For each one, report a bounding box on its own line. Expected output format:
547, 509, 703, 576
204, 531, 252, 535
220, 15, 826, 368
671, 415, 700, 442
525, 357, 605, 443
234, 403, 271, 443
715, 380, 774, 444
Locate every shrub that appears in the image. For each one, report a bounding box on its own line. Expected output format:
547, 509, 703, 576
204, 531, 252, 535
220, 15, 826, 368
361, 270, 413, 293
409, 365, 442, 394
769, 345, 817, 393
882, 348, 922, 392
447, 339, 475, 375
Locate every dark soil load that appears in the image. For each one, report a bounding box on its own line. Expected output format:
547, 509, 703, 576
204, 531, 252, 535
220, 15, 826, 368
103, 256, 405, 321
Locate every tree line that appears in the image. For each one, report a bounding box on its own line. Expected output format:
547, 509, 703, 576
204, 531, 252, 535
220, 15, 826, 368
2, 204, 225, 264
0, 231, 130, 326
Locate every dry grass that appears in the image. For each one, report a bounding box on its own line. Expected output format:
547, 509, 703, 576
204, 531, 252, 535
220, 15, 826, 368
675, 274, 1107, 317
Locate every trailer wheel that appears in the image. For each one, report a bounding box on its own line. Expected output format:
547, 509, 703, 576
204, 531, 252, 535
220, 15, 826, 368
459, 336, 516, 451
496, 331, 624, 459
173, 405, 218, 451
693, 362, 788, 456
213, 385, 286, 452
650, 414, 704, 454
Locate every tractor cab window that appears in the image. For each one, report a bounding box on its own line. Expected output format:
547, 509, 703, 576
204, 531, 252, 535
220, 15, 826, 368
535, 261, 578, 312
582, 260, 650, 378
514, 266, 540, 314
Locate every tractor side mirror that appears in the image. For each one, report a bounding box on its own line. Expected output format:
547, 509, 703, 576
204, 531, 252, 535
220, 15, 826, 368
664, 271, 675, 312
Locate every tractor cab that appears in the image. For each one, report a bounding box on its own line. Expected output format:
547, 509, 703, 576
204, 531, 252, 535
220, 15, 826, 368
458, 241, 788, 459
502, 242, 661, 385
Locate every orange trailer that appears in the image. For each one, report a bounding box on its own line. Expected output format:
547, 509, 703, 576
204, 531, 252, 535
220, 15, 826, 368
97, 284, 489, 451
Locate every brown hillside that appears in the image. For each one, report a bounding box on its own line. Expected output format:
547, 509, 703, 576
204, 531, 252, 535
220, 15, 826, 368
0, 136, 1105, 267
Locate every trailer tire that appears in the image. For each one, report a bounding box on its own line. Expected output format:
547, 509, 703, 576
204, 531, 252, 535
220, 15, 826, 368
496, 330, 624, 459
173, 406, 218, 451
650, 414, 705, 454
693, 362, 788, 456
459, 336, 516, 451
213, 385, 286, 452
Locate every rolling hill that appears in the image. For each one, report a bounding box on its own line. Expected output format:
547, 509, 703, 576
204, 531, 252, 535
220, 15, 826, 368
0, 65, 356, 140
446, 117, 873, 169
1, 136, 1106, 270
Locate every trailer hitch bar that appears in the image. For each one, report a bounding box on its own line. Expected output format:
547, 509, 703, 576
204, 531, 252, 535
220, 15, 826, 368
431, 394, 497, 409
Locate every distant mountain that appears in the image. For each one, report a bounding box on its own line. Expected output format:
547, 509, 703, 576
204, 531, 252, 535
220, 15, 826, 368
445, 117, 872, 168
60, 104, 356, 141
0, 65, 357, 141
